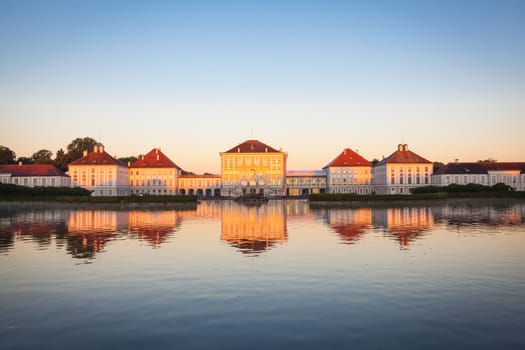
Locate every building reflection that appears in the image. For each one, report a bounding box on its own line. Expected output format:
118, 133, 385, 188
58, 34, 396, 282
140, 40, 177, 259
324, 208, 373, 244
66, 210, 126, 259
220, 201, 287, 255
127, 210, 182, 247
373, 207, 434, 248
0, 210, 68, 253
432, 203, 524, 229
2, 201, 525, 257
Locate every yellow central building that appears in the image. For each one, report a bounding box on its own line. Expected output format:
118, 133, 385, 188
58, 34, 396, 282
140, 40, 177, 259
220, 139, 287, 197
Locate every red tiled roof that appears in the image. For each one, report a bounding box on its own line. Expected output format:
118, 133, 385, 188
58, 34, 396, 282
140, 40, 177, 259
377, 145, 431, 165
223, 139, 280, 153
179, 174, 220, 178
0, 164, 68, 177
130, 148, 180, 169
324, 148, 371, 168
69, 150, 127, 167
435, 162, 525, 175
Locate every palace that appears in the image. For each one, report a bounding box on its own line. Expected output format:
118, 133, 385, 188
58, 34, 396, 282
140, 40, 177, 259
69, 144, 129, 196
0, 163, 70, 187
324, 148, 373, 195
129, 148, 181, 196
432, 162, 525, 191
7, 139, 515, 197
373, 144, 432, 195
220, 140, 287, 197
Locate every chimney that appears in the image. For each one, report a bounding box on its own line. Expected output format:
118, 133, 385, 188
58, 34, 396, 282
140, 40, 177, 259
156, 148, 159, 155
83, 150, 88, 157
398, 144, 403, 151
403, 144, 408, 151
157, 154, 159, 161
237, 147, 240, 153
140, 155, 144, 160
99, 145, 104, 153
128, 161, 131, 167
265, 147, 268, 152
344, 149, 346, 155
18, 161, 22, 166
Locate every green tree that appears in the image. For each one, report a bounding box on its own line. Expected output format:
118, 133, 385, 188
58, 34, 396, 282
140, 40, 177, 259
478, 158, 497, 162
118, 156, 138, 165
371, 158, 379, 166
66, 137, 99, 162
16, 156, 33, 164
0, 145, 16, 164
31, 149, 53, 164
54, 148, 68, 171
433, 162, 445, 172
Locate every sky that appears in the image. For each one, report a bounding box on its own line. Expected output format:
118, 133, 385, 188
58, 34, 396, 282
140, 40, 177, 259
1, 0, 524, 173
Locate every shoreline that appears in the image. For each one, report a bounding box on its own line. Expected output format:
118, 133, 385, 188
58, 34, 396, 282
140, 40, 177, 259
0, 200, 197, 210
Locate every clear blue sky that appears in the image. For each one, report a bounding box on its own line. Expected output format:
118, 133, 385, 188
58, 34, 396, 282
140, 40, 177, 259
1, 0, 524, 173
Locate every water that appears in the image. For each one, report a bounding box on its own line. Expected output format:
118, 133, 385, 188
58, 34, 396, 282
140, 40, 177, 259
1, 199, 524, 349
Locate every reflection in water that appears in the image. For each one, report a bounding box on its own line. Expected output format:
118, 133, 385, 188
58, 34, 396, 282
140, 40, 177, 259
324, 208, 372, 244
433, 203, 525, 229
1, 200, 525, 258
66, 211, 124, 258
221, 201, 287, 255
373, 207, 434, 248
128, 210, 182, 248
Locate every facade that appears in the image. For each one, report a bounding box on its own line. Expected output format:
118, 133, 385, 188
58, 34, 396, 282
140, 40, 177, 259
324, 148, 373, 194
220, 140, 287, 197
0, 163, 71, 187
68, 144, 129, 196
432, 162, 525, 191
129, 148, 181, 196
373, 144, 432, 195
178, 174, 221, 196
286, 170, 327, 196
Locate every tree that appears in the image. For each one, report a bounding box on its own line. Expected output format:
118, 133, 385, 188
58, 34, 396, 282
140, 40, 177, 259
118, 156, 138, 165
371, 158, 379, 166
54, 148, 68, 171
16, 156, 33, 164
478, 158, 497, 163
66, 137, 99, 162
433, 162, 445, 172
0, 145, 16, 164
31, 149, 53, 164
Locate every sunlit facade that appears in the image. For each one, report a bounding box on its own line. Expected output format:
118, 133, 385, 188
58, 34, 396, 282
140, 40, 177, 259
373, 144, 432, 195
220, 139, 287, 197
129, 148, 182, 196
286, 170, 327, 196
178, 174, 221, 196
69, 144, 129, 196
324, 148, 373, 194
